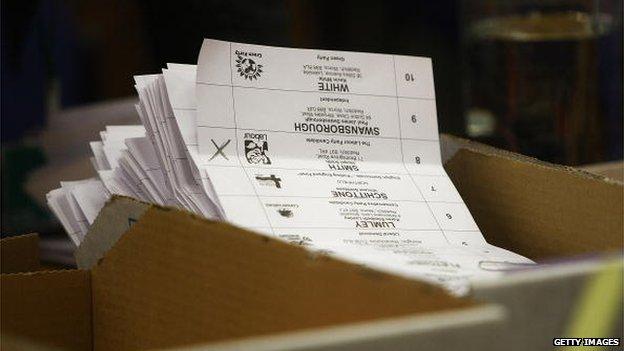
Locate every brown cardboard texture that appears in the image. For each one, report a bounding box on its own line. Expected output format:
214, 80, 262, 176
1, 233, 40, 273
1, 270, 92, 351
90, 197, 473, 350
1, 201, 474, 351
441, 135, 623, 260
2, 135, 622, 351
75, 195, 149, 269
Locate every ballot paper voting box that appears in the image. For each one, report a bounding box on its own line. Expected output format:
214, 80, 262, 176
2, 135, 622, 351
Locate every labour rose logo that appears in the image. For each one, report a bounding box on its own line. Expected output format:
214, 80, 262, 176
244, 139, 271, 164
236, 54, 263, 80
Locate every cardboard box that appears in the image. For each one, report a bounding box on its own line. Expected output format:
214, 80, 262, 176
580, 161, 624, 183
2, 135, 622, 351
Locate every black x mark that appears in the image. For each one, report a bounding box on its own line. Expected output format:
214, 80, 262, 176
209, 139, 231, 161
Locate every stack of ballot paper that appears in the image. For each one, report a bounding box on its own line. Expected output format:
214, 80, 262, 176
47, 39, 534, 294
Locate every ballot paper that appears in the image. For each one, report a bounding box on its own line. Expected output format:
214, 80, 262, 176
46, 38, 534, 295
191, 39, 533, 292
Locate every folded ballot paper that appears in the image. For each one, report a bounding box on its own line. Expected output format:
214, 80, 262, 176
47, 39, 534, 294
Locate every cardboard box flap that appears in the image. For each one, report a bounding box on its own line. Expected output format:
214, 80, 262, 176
441, 135, 623, 259
0, 269, 92, 351
75, 196, 150, 269
472, 256, 623, 351
1, 233, 40, 273
172, 305, 506, 351
441, 134, 623, 186
91, 197, 473, 350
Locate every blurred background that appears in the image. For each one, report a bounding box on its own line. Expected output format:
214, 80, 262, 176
1, 0, 622, 256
